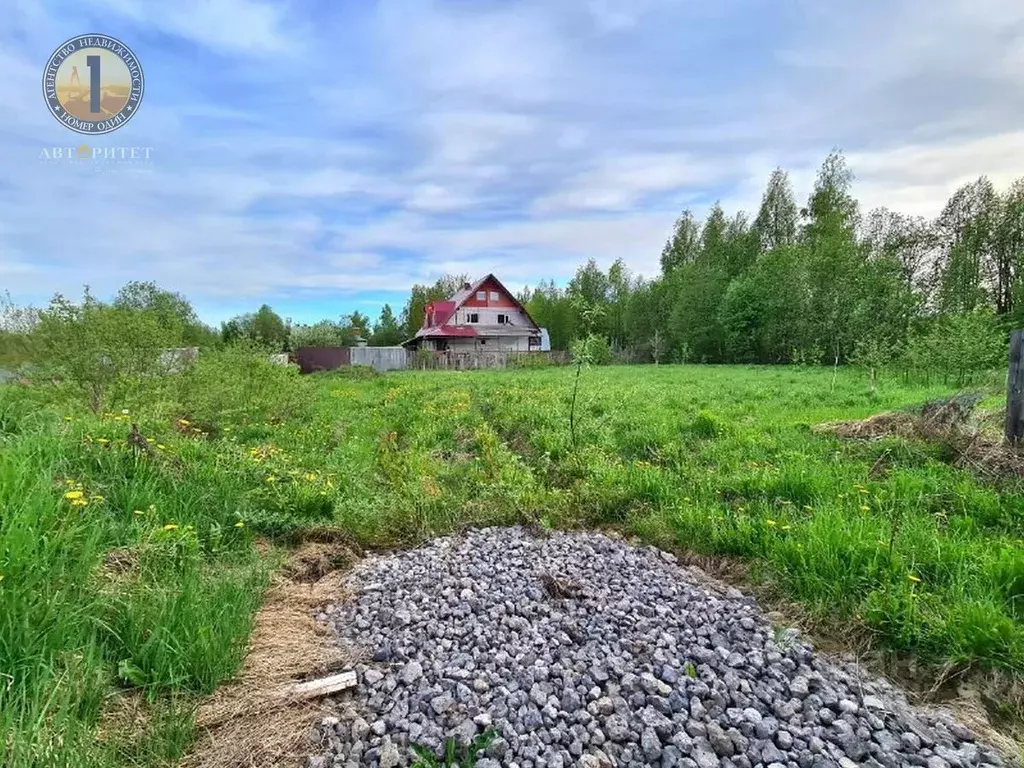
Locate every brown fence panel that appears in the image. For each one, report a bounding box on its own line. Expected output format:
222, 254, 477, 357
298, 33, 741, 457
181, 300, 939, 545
296, 346, 351, 374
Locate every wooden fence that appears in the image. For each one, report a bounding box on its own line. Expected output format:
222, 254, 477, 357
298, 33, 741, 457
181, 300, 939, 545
408, 350, 568, 371
293, 347, 567, 373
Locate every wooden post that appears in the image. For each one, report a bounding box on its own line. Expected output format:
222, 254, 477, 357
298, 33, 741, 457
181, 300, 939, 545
1006, 330, 1024, 443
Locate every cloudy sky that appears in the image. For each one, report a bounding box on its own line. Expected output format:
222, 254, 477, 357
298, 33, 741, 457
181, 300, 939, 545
3, 0, 1024, 325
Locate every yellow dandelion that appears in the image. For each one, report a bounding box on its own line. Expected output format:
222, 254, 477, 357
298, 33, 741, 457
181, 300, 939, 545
179, 419, 190, 425
266, 475, 277, 483
157, 444, 166, 450
234, 521, 245, 528
64, 415, 73, 421
908, 575, 921, 583
766, 519, 777, 527
71, 498, 89, 507
64, 490, 84, 500
162, 524, 179, 531
860, 505, 870, 512
303, 472, 318, 482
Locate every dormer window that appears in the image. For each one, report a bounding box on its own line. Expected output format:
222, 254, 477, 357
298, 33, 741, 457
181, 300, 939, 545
489, 291, 500, 301
476, 291, 486, 301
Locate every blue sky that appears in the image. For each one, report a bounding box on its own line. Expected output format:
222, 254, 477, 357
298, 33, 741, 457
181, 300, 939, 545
3, 0, 1024, 326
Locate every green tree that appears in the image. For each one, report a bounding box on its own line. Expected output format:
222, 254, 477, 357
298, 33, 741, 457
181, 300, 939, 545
753, 168, 799, 252
113, 280, 217, 347
370, 304, 404, 346
660, 210, 701, 274
935, 177, 998, 315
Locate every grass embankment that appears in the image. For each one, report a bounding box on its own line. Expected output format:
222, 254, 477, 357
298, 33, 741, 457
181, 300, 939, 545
2, 358, 1022, 765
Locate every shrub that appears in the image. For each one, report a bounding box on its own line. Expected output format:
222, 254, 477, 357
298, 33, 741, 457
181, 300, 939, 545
35, 289, 185, 412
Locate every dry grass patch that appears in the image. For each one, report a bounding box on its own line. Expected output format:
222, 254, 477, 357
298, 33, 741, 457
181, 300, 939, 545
181, 543, 355, 768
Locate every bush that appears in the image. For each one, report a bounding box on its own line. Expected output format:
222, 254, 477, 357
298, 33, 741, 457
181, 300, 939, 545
35, 289, 185, 412
900, 311, 1005, 385
174, 342, 311, 425
570, 334, 613, 366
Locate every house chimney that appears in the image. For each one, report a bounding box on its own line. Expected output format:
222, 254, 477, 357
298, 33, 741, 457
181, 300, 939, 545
462, 281, 471, 290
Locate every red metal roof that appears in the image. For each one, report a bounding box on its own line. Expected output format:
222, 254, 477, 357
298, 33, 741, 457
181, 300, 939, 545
429, 301, 456, 326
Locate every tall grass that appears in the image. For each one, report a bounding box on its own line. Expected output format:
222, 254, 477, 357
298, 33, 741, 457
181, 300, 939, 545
3, 357, 1023, 763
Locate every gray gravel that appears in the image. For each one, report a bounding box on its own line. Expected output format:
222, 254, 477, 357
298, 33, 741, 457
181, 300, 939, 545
309, 526, 1006, 768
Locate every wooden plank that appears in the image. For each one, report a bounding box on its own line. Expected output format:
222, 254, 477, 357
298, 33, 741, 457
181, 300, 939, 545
1007, 330, 1024, 443
286, 670, 357, 700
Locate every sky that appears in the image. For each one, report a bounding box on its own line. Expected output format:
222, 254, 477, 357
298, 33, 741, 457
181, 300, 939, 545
2, 0, 1024, 326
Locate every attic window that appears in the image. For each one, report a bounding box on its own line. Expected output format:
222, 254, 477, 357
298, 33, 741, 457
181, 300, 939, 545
489, 291, 500, 301
468, 313, 479, 323
476, 291, 486, 301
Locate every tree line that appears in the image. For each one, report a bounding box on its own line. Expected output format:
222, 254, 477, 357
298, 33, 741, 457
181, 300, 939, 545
510, 150, 1021, 374
2, 148, 1019, 377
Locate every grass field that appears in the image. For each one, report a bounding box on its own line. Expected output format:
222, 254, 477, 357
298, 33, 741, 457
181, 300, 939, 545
2, 358, 1022, 765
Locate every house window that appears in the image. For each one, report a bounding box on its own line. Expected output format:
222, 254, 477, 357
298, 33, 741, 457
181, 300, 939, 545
468, 313, 479, 323
497, 314, 508, 324
476, 291, 486, 301
489, 290, 500, 301
480, 339, 486, 345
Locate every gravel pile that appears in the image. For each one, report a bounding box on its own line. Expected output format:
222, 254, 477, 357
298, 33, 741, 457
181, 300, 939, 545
310, 527, 1006, 768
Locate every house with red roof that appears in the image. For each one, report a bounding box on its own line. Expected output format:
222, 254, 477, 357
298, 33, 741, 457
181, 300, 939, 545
404, 274, 542, 352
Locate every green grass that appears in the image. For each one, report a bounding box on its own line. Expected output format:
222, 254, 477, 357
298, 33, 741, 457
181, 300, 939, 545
2, 356, 1022, 764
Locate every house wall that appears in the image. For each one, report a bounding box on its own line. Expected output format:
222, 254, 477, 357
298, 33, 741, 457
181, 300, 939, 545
452, 305, 532, 327
461, 277, 518, 309
439, 335, 533, 352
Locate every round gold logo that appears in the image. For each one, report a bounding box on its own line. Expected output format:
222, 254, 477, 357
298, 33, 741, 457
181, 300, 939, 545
42, 34, 144, 135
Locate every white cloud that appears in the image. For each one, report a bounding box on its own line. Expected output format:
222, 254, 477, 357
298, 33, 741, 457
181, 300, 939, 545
3, 0, 1024, 320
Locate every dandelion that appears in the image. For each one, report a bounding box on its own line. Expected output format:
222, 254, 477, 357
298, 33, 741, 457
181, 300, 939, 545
63, 415, 73, 421
234, 521, 245, 528
303, 472, 318, 482
266, 475, 277, 483
157, 444, 166, 450
179, 419, 190, 426
860, 505, 870, 512
766, 519, 777, 527
162, 523, 179, 531
71, 498, 89, 507
908, 575, 921, 583
64, 490, 84, 500
96, 438, 109, 445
